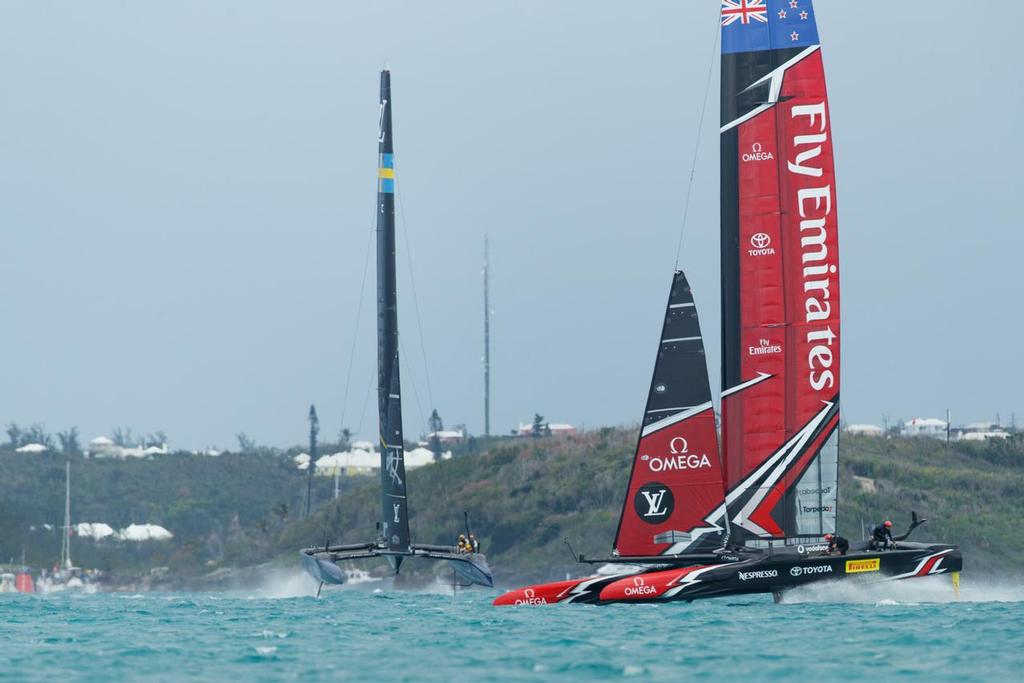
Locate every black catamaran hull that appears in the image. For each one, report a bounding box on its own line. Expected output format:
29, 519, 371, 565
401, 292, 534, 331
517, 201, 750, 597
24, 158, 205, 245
494, 543, 960, 606
300, 544, 493, 588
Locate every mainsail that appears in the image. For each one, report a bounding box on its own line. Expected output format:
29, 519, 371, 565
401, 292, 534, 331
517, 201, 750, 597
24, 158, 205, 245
719, 0, 840, 542
613, 271, 726, 556
376, 68, 411, 564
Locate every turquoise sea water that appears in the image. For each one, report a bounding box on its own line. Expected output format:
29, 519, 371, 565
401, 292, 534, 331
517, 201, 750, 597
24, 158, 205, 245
2, 574, 1022, 682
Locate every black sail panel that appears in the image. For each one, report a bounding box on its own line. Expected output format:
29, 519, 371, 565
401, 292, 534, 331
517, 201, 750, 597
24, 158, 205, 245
376, 69, 411, 560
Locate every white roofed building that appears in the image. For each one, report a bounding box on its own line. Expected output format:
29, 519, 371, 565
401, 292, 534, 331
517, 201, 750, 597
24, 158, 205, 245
312, 444, 447, 477
517, 422, 578, 437
901, 418, 947, 438
15, 443, 48, 453
87, 437, 168, 459
953, 422, 1011, 442
425, 429, 465, 444
88, 436, 119, 458
314, 448, 378, 477
845, 424, 884, 437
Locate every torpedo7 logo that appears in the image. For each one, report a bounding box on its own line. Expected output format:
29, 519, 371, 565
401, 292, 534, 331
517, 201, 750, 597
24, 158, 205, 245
634, 483, 674, 524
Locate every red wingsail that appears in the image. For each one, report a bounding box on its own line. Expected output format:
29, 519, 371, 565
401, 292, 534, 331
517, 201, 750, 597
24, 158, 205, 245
719, 0, 840, 542
612, 272, 727, 557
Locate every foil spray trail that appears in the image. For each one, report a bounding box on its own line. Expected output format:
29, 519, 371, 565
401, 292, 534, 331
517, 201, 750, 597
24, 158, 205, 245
778, 575, 1024, 605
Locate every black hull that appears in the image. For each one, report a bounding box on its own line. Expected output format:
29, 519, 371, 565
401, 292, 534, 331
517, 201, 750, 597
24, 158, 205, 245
494, 542, 960, 606
300, 544, 493, 588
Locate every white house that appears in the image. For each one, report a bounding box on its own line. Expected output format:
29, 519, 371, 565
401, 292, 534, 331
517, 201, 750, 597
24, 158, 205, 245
424, 429, 465, 444
15, 443, 48, 453
87, 436, 119, 458
901, 418, 948, 438
845, 424, 884, 437
307, 444, 449, 477
517, 422, 578, 437
87, 437, 168, 459
314, 448, 379, 477
954, 423, 1011, 442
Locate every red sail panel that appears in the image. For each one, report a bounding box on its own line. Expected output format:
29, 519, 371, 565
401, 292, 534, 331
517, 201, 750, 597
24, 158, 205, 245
613, 272, 727, 557
720, 0, 839, 541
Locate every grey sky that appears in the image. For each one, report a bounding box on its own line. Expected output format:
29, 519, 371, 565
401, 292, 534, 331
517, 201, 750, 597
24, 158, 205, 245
1, 2, 1021, 450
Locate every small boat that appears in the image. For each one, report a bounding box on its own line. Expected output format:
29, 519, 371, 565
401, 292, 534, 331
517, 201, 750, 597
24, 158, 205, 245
300, 68, 493, 594
494, 0, 961, 606
38, 462, 98, 594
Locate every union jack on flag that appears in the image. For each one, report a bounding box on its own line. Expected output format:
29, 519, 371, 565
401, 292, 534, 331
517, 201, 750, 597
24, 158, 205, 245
721, 0, 768, 26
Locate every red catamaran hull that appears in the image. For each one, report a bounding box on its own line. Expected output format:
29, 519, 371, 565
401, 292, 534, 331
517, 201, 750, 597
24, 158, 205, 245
494, 543, 961, 606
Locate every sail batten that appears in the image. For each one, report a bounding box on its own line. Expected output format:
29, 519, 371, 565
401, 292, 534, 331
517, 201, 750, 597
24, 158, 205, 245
719, 0, 840, 542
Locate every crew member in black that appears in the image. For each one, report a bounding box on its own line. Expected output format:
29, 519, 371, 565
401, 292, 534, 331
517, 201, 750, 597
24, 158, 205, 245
824, 533, 849, 555
870, 520, 895, 550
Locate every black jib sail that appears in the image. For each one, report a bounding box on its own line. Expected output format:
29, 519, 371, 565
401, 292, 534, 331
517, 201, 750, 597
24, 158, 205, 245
300, 68, 492, 593
612, 271, 728, 557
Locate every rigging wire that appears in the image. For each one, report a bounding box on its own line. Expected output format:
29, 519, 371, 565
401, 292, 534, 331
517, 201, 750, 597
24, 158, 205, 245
393, 176, 437, 413
356, 370, 375, 438
399, 336, 428, 436
337, 226, 375, 440
673, 11, 721, 269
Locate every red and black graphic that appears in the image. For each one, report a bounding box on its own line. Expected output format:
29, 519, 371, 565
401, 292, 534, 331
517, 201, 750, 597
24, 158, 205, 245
720, 4, 840, 543
613, 272, 727, 557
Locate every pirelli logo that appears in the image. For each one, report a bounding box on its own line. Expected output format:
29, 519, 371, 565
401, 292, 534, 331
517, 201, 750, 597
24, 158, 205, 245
845, 558, 881, 574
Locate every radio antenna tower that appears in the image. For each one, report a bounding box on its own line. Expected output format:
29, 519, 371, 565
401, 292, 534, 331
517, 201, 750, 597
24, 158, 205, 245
483, 235, 491, 437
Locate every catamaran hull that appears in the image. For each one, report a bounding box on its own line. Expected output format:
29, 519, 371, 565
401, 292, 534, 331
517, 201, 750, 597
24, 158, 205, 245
300, 552, 348, 586
448, 553, 494, 588
493, 544, 961, 606
300, 544, 494, 589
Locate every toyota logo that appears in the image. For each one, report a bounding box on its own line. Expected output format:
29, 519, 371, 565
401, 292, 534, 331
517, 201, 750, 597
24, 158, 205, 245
790, 566, 803, 577
750, 233, 771, 249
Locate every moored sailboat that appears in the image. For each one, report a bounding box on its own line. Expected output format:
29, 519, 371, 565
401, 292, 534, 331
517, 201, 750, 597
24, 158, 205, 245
300, 68, 492, 594
494, 0, 960, 606
38, 462, 98, 594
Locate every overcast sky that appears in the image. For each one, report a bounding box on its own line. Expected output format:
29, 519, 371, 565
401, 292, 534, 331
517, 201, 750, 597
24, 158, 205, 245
1, 1, 1021, 450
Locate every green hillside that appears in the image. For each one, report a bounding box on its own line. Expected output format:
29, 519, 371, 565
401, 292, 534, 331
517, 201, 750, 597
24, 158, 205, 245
1, 431, 1021, 586
285, 431, 1024, 584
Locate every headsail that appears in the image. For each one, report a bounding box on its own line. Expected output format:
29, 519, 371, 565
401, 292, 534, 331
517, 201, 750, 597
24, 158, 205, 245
376, 68, 411, 564
613, 271, 727, 556
719, 0, 840, 543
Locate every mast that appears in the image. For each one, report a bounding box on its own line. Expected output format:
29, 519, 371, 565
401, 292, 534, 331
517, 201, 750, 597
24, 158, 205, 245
61, 461, 71, 570
376, 67, 411, 569
483, 235, 491, 436
305, 404, 319, 519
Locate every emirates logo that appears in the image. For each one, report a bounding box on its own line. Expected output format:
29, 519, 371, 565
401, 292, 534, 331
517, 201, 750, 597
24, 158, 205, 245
750, 233, 771, 249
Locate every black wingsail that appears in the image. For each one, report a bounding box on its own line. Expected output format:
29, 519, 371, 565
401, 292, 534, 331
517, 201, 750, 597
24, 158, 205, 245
376, 68, 411, 568
299, 68, 492, 591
